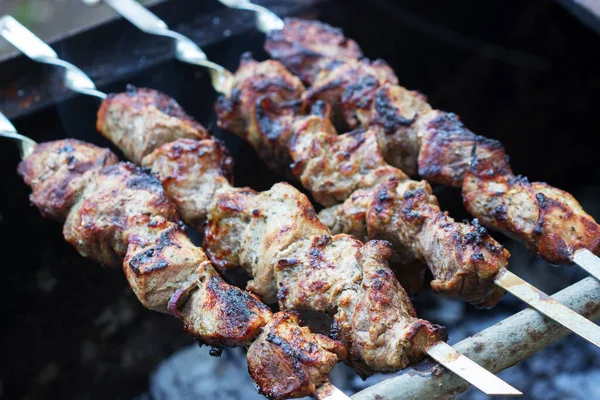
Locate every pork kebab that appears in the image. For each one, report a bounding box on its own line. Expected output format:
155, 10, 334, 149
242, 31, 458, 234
2, 132, 345, 400
47, 3, 600, 349
254, 16, 600, 273
213, 49, 600, 347
0, 17, 520, 395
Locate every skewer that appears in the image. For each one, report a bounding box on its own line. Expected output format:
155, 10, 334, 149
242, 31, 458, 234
213, 0, 600, 284
1, 14, 522, 397
73, 1, 600, 353
0, 111, 36, 158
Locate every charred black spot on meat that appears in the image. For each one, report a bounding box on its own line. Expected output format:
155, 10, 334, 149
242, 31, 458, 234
372, 89, 416, 133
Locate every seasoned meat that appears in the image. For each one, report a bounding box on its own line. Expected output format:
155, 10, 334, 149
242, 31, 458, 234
141, 138, 234, 229
304, 61, 508, 185
216, 57, 509, 307
290, 115, 402, 206
265, 18, 363, 85
97, 86, 209, 163
176, 263, 272, 347
17, 139, 118, 221
63, 162, 179, 268
205, 182, 446, 372
248, 311, 345, 400
265, 20, 600, 266
215, 53, 304, 139
464, 158, 600, 264
334, 241, 446, 375
415, 111, 509, 187
18, 140, 269, 346
302, 58, 398, 128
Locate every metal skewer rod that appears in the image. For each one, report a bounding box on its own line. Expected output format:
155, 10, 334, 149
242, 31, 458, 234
88, 0, 233, 95
215, 0, 600, 285
0, 111, 37, 159
0, 15, 522, 397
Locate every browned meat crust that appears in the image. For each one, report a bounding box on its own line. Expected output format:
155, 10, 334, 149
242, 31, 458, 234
97, 86, 209, 164
265, 18, 363, 85
205, 182, 446, 372
215, 53, 305, 139
217, 65, 508, 306
248, 312, 346, 400
464, 158, 600, 264
19, 139, 347, 399
17, 139, 118, 221
141, 138, 234, 230
264, 20, 600, 266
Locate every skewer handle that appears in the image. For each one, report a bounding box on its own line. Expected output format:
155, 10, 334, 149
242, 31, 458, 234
217, 0, 284, 33
90, 0, 234, 95
495, 269, 600, 349
0, 16, 106, 100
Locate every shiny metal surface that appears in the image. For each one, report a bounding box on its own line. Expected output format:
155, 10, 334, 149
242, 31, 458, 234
0, 16, 107, 99
0, 111, 36, 159
93, 0, 234, 95
495, 270, 600, 349
218, 0, 284, 33
425, 341, 522, 396
573, 248, 600, 281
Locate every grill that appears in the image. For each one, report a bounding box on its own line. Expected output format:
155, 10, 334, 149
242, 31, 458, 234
1, 1, 599, 399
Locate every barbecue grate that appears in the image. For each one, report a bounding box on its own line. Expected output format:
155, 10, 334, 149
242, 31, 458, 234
1, 1, 599, 399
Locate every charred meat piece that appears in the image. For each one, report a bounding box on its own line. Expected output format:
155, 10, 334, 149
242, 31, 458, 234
302, 58, 398, 128
215, 53, 305, 141
97, 86, 209, 164
19, 140, 264, 345
265, 18, 364, 85
142, 138, 234, 229
205, 182, 446, 372
18, 139, 347, 398
415, 111, 509, 187
217, 57, 509, 307
266, 20, 600, 266
464, 158, 600, 264
17, 139, 118, 221
248, 311, 345, 400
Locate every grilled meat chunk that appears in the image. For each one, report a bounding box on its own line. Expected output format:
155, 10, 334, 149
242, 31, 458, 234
63, 162, 179, 268
265, 18, 363, 85
20, 140, 346, 398
205, 182, 446, 372
303, 60, 508, 185
97, 86, 209, 163
18, 140, 270, 346
464, 158, 600, 264
217, 57, 509, 307
215, 53, 305, 140
142, 138, 234, 229
266, 20, 600, 266
248, 311, 345, 400
17, 139, 118, 221
302, 59, 398, 128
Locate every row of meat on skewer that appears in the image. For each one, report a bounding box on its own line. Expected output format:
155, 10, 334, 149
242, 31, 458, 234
2, 5, 600, 399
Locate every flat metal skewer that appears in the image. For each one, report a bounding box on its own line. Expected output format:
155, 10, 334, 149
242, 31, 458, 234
0, 111, 36, 158
573, 248, 600, 281
1, 14, 523, 397
494, 270, 600, 348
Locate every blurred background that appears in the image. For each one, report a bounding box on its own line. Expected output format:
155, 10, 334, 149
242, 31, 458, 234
1, 0, 600, 399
